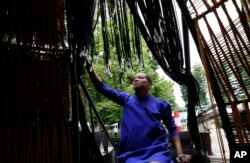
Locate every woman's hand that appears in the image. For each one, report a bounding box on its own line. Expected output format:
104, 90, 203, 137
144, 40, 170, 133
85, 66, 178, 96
80, 50, 92, 72
176, 154, 192, 163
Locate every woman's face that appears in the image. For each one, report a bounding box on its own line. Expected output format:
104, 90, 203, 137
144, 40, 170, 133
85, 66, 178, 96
132, 72, 151, 92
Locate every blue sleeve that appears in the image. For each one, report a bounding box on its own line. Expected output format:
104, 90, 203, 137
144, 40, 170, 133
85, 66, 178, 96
161, 102, 179, 137
96, 82, 130, 106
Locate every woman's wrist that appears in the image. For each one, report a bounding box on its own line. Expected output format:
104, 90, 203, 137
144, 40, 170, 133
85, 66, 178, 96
85, 63, 92, 72
177, 153, 185, 159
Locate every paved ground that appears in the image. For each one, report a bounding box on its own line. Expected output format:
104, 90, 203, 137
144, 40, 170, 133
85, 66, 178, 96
209, 122, 230, 163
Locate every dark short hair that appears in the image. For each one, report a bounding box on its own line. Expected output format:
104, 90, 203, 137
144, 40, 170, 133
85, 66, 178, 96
133, 72, 152, 83
145, 75, 152, 83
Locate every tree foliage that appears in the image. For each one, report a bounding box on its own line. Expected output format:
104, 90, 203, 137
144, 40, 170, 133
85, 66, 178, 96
81, 3, 178, 125
82, 53, 177, 125
180, 64, 208, 106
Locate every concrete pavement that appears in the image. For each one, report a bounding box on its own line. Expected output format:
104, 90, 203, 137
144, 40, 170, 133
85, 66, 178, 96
209, 122, 230, 163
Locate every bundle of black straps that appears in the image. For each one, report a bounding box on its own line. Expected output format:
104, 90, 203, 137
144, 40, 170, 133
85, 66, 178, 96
0, 0, 208, 162
65, 0, 209, 162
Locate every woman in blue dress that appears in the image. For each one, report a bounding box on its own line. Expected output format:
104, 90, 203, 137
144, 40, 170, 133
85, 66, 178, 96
84, 57, 191, 163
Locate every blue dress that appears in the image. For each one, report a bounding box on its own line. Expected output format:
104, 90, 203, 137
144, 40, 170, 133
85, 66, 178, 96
97, 82, 178, 163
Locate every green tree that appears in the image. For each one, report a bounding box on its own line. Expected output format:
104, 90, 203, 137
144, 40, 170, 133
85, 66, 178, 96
180, 64, 208, 106
82, 53, 177, 125
192, 64, 208, 105
82, 2, 177, 125
180, 85, 188, 106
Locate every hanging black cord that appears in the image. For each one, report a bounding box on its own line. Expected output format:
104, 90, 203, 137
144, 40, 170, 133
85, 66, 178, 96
78, 76, 107, 133
77, 76, 105, 163
65, 0, 98, 162
70, 49, 82, 163
176, 0, 200, 54
186, 76, 203, 153
65, 1, 81, 162
125, 0, 203, 157
100, 0, 110, 71
176, 0, 236, 152
179, 0, 203, 155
